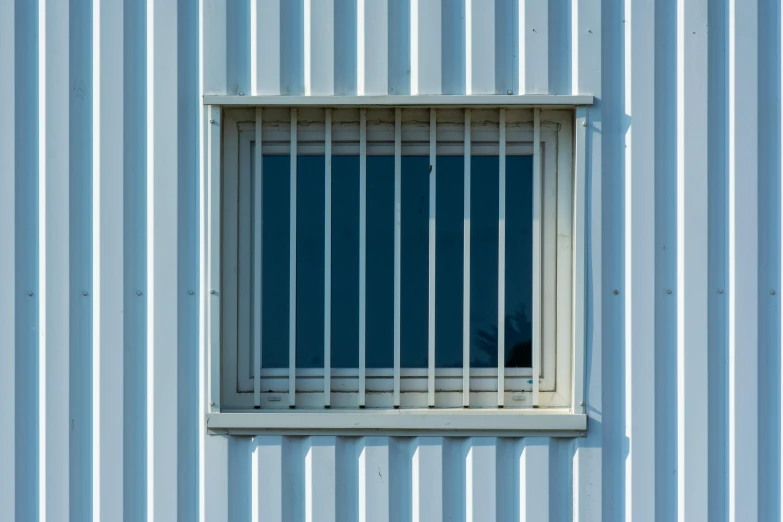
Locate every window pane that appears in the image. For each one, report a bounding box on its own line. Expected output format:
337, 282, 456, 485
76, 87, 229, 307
261, 155, 291, 368
296, 155, 325, 368
331, 155, 360, 368
435, 156, 464, 367
401, 156, 430, 367
505, 155, 534, 367
366, 156, 394, 368
470, 156, 500, 368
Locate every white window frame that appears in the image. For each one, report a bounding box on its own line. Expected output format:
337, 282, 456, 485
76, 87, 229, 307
203, 96, 590, 436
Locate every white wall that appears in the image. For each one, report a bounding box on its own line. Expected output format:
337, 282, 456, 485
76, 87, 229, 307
2, 0, 780, 520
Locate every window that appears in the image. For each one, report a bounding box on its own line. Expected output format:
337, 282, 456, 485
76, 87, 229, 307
206, 99, 587, 435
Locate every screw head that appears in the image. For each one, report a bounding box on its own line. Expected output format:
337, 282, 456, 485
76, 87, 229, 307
613, 289, 619, 295
136, 290, 143, 296
209, 401, 215, 406
667, 289, 672, 295
771, 290, 777, 295
582, 121, 587, 126
507, 89, 513, 95
188, 290, 194, 295
82, 290, 89, 296
239, 91, 245, 96
27, 291, 33, 297
210, 289, 216, 295
718, 289, 724, 294
579, 401, 585, 406
209, 119, 215, 124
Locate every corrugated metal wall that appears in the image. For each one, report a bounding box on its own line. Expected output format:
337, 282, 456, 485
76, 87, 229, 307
2, 0, 781, 520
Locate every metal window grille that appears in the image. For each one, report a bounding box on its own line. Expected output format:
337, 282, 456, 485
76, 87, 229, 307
218, 106, 576, 413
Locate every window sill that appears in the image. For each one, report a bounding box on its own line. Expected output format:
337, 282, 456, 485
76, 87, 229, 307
207, 409, 586, 437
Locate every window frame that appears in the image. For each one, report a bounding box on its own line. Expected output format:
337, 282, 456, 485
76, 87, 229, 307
204, 96, 590, 436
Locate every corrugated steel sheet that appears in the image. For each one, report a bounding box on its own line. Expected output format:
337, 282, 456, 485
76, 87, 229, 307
2, 0, 780, 520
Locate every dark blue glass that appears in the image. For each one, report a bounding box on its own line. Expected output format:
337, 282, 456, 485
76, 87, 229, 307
331, 155, 360, 367
261, 155, 291, 368
469, 156, 500, 367
296, 155, 325, 368
504, 155, 534, 367
435, 156, 464, 367
400, 156, 430, 367
366, 156, 395, 368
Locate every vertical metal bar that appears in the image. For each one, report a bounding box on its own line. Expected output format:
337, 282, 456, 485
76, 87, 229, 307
462, 109, 471, 408
289, 108, 298, 407
324, 109, 332, 408
359, 109, 368, 407
253, 108, 263, 408
497, 109, 506, 408
428, 108, 437, 408
573, 107, 587, 415
532, 108, 541, 407
393, 108, 402, 407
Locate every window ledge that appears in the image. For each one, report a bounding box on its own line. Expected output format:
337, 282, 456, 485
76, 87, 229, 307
207, 410, 586, 437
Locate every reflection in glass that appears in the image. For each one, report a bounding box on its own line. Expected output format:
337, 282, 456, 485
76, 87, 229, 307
366, 156, 395, 368
503, 155, 533, 367
296, 155, 325, 368
331, 155, 360, 367
400, 156, 430, 367
435, 156, 464, 367
261, 155, 291, 368
469, 156, 500, 367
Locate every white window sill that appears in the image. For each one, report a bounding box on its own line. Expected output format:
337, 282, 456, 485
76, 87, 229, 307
207, 410, 587, 437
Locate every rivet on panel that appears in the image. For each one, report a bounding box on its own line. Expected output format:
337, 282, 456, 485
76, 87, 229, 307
188, 290, 194, 295
27, 291, 33, 297
582, 121, 587, 126
667, 289, 672, 295
771, 290, 776, 296
239, 91, 245, 96
137, 290, 143, 296
210, 289, 216, 295
579, 401, 584, 406
82, 290, 89, 296
718, 289, 724, 294
506, 89, 512, 95
209, 119, 215, 124
613, 289, 619, 295
210, 401, 215, 406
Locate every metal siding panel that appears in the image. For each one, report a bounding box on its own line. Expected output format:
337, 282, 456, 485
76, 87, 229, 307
571, 2, 603, 521
39, 0, 71, 519
520, 0, 549, 94
93, 0, 124, 519
10, 2, 783, 520
411, 0, 441, 95
123, 1, 148, 519
728, 0, 759, 520
306, 437, 337, 522
147, 0, 179, 520
359, 438, 390, 522
677, 0, 710, 520
360, 0, 388, 95
306, 0, 334, 96
467, 0, 494, 94
466, 439, 496, 522
520, 438, 549, 522
0, 0, 15, 519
